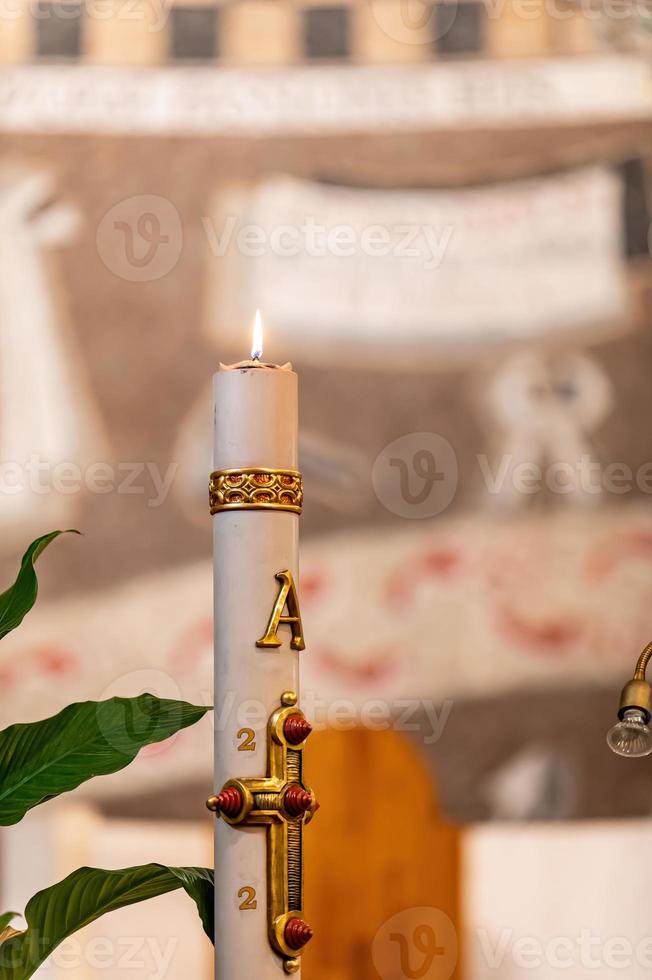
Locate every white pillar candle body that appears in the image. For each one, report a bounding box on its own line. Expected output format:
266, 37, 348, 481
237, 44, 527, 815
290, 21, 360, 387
213, 362, 300, 980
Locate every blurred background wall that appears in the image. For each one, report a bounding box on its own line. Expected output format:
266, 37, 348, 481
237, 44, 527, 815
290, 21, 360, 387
0, 3, 651, 977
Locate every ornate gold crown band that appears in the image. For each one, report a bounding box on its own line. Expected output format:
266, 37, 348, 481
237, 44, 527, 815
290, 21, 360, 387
209, 468, 303, 515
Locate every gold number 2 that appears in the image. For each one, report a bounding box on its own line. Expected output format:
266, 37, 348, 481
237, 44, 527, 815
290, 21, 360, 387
238, 886, 258, 911
237, 728, 256, 752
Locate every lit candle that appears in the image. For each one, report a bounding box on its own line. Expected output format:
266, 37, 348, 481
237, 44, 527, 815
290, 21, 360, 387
211, 313, 314, 979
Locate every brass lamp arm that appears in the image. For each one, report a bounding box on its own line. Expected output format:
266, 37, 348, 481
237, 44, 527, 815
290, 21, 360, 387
618, 641, 652, 720
634, 640, 652, 680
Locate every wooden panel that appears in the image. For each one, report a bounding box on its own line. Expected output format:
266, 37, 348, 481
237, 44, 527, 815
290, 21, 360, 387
304, 727, 462, 980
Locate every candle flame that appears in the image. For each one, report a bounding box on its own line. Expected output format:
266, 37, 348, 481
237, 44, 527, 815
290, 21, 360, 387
251, 309, 264, 361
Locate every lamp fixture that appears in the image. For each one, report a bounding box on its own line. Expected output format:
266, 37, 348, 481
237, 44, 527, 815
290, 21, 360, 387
607, 641, 652, 758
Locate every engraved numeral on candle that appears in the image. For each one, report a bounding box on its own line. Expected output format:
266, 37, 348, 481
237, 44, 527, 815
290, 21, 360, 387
237, 727, 257, 752
238, 887, 258, 911
256, 569, 306, 651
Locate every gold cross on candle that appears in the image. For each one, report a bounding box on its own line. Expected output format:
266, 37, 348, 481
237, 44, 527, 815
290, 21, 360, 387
207, 692, 317, 975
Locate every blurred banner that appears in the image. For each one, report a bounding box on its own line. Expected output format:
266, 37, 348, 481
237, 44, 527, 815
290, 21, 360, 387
0, 58, 650, 134
211, 167, 627, 366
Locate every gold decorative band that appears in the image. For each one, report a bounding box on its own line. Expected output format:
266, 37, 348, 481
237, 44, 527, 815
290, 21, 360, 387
210, 468, 303, 515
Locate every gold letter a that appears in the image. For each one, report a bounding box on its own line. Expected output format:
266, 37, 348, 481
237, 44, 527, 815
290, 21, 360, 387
256, 569, 306, 652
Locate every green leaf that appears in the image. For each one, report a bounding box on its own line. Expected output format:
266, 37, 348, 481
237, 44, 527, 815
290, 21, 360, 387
0, 695, 211, 826
0, 865, 214, 979
0, 918, 18, 938
0, 531, 80, 642
167, 866, 214, 940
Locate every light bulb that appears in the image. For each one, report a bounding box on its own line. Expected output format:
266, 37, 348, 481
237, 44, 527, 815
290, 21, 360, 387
607, 709, 652, 758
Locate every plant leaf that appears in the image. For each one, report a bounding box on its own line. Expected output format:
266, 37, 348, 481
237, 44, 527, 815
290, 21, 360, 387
0, 865, 214, 979
0, 695, 211, 826
0, 531, 79, 642
0, 918, 18, 940
165, 866, 214, 939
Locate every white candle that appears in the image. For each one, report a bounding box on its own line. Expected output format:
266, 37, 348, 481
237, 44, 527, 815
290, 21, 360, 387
212, 319, 310, 979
